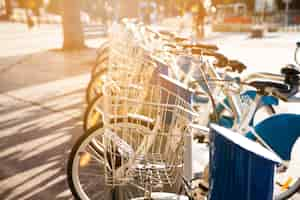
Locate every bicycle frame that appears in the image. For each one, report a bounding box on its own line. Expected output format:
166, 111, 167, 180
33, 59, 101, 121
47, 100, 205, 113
184, 70, 289, 183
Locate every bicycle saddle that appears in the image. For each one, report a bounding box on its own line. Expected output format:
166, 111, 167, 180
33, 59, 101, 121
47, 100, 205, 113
182, 43, 219, 51
171, 35, 219, 51
281, 65, 300, 90
190, 48, 222, 57
174, 36, 189, 43
227, 60, 247, 73
249, 81, 289, 92
214, 57, 246, 73
249, 78, 299, 102
297, 42, 300, 47
281, 64, 300, 76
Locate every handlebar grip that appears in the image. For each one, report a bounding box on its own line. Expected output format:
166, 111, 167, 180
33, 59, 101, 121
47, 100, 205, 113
189, 49, 229, 67
211, 52, 228, 67
227, 60, 247, 73
190, 48, 224, 59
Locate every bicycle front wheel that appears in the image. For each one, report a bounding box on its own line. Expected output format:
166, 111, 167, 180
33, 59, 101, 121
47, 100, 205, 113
274, 137, 300, 200
67, 123, 144, 200
274, 178, 300, 200
294, 46, 300, 66
83, 93, 104, 132
86, 67, 108, 104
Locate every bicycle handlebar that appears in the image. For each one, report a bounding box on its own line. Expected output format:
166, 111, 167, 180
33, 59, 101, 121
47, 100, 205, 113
242, 72, 300, 102
189, 48, 246, 73
243, 72, 285, 84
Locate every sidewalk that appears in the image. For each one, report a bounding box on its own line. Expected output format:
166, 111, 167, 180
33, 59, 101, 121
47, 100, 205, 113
0, 44, 99, 199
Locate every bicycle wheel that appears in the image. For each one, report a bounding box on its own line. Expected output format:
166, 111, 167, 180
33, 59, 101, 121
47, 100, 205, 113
69, 117, 183, 200
91, 42, 109, 76
294, 46, 300, 66
248, 114, 300, 200
86, 67, 108, 104
274, 137, 300, 200
83, 93, 104, 132
251, 104, 276, 126
274, 174, 300, 200
91, 51, 109, 77
67, 122, 145, 200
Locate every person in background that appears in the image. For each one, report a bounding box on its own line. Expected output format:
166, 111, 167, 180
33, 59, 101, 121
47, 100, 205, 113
190, 0, 206, 39
25, 8, 34, 29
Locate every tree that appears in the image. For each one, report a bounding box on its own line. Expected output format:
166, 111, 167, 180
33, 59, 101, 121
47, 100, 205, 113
62, 0, 85, 50
4, 0, 12, 17
46, 0, 63, 15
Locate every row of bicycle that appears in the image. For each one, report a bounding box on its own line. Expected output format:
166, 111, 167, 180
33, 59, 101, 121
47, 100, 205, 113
66, 19, 300, 200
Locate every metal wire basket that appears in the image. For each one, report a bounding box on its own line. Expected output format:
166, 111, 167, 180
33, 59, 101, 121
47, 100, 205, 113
101, 74, 193, 189
99, 22, 212, 193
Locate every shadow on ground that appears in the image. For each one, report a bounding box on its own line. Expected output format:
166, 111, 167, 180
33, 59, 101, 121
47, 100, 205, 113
0, 85, 85, 200
0, 48, 96, 199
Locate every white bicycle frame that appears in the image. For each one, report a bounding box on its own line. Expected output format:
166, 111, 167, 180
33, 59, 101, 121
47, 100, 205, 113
182, 67, 295, 182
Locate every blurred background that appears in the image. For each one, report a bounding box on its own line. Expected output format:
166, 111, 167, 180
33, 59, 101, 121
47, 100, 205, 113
1, 0, 300, 49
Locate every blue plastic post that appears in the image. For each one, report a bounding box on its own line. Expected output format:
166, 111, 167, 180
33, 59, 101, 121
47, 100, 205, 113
209, 124, 281, 200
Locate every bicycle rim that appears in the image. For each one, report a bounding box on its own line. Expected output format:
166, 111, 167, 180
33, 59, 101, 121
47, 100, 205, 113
83, 94, 104, 132
252, 105, 276, 126
86, 67, 107, 104
68, 124, 144, 200
274, 173, 300, 199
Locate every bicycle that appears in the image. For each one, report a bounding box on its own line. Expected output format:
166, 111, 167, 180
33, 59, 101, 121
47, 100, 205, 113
83, 43, 273, 133
67, 24, 300, 200
83, 21, 249, 132
68, 72, 195, 199
68, 67, 294, 200
183, 64, 300, 200
85, 21, 219, 104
